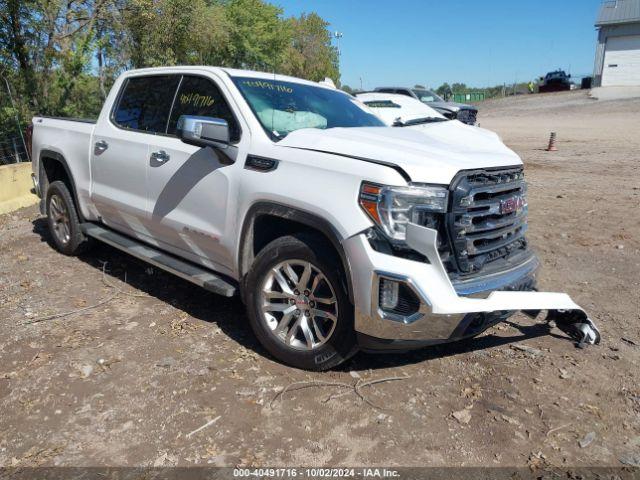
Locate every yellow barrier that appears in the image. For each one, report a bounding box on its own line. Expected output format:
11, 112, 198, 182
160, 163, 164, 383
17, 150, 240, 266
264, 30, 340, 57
0, 162, 39, 215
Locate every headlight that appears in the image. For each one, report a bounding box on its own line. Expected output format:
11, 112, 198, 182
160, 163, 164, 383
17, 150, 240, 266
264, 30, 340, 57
359, 182, 448, 242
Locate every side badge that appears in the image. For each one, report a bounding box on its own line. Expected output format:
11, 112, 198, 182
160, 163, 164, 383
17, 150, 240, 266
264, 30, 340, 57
245, 155, 278, 172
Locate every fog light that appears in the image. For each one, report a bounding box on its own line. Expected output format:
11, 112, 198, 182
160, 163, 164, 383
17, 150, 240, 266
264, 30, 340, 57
379, 278, 399, 310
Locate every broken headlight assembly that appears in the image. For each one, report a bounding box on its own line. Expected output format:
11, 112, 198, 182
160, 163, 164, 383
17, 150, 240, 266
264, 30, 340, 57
359, 182, 448, 250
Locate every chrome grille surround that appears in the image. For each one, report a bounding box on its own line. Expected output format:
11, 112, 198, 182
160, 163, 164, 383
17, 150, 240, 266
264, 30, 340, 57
447, 167, 529, 275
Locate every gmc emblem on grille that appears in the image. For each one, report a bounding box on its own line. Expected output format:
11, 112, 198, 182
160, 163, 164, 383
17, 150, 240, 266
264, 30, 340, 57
500, 195, 525, 214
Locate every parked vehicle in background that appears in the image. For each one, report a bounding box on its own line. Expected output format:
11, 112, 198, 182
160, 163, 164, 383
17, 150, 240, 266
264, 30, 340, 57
373, 86, 478, 125
29, 66, 599, 370
357, 92, 504, 149
538, 70, 572, 93
356, 92, 447, 127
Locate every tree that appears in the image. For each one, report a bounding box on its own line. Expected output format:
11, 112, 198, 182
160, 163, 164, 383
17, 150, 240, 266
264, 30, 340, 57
1, 0, 112, 118
94, 0, 130, 99
219, 0, 289, 71
341, 84, 354, 94
436, 82, 451, 97
124, 0, 207, 67
0, 0, 341, 138
281, 13, 339, 83
0, 0, 39, 107
451, 82, 467, 93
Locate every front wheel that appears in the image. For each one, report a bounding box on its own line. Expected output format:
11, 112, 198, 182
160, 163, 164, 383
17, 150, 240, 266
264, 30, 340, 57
244, 234, 357, 370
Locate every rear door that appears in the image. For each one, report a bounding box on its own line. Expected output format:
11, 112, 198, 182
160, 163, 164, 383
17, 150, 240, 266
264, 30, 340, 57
144, 74, 245, 273
91, 75, 180, 238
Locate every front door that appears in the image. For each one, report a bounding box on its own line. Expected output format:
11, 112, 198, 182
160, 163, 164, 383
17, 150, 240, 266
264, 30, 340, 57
145, 74, 245, 275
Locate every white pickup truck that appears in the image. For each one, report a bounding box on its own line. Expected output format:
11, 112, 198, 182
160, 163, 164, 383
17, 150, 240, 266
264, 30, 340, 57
29, 66, 600, 370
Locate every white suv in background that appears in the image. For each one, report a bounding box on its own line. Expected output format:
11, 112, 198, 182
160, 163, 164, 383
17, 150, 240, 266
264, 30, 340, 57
374, 86, 478, 125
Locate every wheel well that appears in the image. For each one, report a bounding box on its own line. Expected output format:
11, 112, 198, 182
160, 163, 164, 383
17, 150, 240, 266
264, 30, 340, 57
40, 155, 82, 218
240, 212, 353, 303
41, 157, 73, 197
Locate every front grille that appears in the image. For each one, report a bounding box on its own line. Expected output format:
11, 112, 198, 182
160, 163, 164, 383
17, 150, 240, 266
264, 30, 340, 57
456, 109, 477, 125
448, 167, 528, 274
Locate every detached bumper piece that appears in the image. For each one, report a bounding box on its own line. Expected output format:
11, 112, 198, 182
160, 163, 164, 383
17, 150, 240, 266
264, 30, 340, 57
346, 222, 601, 350
455, 108, 478, 125
545, 310, 601, 348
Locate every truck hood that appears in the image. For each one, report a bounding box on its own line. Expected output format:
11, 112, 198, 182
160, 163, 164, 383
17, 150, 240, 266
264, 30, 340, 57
277, 123, 521, 184
428, 101, 476, 112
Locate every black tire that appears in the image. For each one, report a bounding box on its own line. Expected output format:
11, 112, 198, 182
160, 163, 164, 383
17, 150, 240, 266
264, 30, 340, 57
46, 180, 88, 255
244, 233, 357, 370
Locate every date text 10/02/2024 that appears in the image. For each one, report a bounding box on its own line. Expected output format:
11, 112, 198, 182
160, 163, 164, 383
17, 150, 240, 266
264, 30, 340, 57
232, 468, 400, 478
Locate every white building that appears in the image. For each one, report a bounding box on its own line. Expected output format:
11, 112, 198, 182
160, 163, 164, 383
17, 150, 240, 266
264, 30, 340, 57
593, 0, 640, 86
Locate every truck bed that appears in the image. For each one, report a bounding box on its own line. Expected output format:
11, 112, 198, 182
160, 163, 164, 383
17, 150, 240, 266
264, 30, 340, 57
32, 117, 96, 163
31, 116, 98, 218
37, 116, 96, 124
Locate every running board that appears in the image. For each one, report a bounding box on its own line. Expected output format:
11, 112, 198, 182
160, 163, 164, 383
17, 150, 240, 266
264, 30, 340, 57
81, 223, 236, 297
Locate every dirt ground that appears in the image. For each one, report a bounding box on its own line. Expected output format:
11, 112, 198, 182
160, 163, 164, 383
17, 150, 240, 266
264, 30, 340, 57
1, 90, 639, 469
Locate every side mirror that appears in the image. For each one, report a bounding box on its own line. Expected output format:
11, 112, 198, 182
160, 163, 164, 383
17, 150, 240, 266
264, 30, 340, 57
177, 115, 230, 149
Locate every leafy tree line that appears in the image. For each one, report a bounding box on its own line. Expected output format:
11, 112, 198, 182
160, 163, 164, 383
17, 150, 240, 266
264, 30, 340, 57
338, 82, 521, 100
0, 0, 340, 137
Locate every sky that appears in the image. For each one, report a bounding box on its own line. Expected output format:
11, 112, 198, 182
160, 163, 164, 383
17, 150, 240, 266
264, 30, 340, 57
273, 0, 604, 90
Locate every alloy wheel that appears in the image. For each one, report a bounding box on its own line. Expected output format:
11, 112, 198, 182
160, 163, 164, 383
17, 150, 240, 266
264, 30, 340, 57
259, 259, 339, 350
49, 194, 71, 244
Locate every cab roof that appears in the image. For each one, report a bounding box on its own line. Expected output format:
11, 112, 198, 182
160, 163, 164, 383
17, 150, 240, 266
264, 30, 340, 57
121, 66, 334, 90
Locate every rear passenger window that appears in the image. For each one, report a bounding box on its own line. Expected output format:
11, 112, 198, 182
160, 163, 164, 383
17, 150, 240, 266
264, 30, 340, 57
113, 75, 180, 133
167, 76, 240, 142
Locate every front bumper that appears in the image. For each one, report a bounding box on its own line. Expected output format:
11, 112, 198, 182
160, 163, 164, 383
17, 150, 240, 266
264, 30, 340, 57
345, 223, 588, 349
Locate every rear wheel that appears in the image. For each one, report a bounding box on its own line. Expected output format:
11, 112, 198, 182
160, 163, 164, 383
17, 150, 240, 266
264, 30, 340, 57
245, 234, 356, 370
46, 181, 88, 255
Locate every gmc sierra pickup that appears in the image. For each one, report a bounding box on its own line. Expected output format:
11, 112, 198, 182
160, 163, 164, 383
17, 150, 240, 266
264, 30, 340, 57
30, 66, 600, 370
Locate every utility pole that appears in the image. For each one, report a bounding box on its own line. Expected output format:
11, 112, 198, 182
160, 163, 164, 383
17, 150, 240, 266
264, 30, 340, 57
334, 31, 344, 87
334, 31, 343, 59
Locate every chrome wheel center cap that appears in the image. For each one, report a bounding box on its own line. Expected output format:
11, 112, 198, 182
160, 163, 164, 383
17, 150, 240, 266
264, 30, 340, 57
296, 295, 310, 307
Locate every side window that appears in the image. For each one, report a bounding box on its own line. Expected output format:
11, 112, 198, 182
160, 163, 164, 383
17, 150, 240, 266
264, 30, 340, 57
113, 75, 180, 133
167, 76, 240, 142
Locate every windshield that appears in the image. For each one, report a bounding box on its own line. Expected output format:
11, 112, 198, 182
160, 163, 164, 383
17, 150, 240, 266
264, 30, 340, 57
412, 89, 443, 103
232, 76, 385, 139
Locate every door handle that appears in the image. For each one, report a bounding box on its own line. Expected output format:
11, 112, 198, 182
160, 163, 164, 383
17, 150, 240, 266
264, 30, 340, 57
94, 140, 108, 154
150, 150, 170, 163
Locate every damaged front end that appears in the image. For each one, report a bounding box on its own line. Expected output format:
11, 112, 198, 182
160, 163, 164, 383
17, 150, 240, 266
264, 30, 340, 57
345, 222, 601, 351
544, 309, 601, 348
